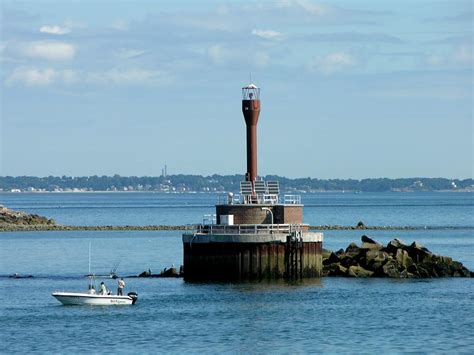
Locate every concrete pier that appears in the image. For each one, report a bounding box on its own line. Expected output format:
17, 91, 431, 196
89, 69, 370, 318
183, 227, 323, 281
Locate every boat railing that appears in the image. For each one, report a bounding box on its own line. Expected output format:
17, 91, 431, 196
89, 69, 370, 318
184, 223, 304, 235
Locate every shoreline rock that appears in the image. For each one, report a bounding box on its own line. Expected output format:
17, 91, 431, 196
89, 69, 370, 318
0, 205, 55, 226
323, 236, 473, 278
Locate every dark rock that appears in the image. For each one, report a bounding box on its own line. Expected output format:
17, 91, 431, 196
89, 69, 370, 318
335, 248, 345, 256
406, 242, 433, 263
356, 221, 365, 229
322, 248, 332, 260
361, 242, 383, 251
361, 235, 377, 244
384, 238, 407, 255
345, 242, 360, 254
347, 265, 374, 278
407, 264, 421, 277
325, 263, 348, 276
322, 237, 472, 279
323, 252, 340, 266
417, 264, 432, 278
138, 269, 152, 277
365, 250, 391, 271
161, 267, 178, 277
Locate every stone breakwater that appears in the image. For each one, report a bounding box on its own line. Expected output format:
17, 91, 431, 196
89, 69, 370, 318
323, 235, 473, 278
1, 223, 470, 232
0, 224, 188, 232
0, 205, 55, 226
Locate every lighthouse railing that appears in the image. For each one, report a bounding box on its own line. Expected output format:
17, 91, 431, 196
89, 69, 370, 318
185, 223, 305, 236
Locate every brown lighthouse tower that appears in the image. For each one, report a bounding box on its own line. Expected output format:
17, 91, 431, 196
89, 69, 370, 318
182, 83, 323, 282
242, 84, 260, 183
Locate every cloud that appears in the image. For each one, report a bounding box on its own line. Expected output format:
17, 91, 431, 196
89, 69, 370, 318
453, 45, 473, 65
277, 0, 328, 16
424, 45, 473, 68
207, 44, 270, 67
6, 67, 168, 87
21, 41, 76, 61
39, 25, 70, 35
309, 52, 355, 75
298, 32, 402, 44
110, 20, 130, 31
425, 11, 473, 23
86, 68, 165, 85
6, 68, 79, 86
116, 48, 146, 59
208, 45, 228, 65
251, 29, 283, 40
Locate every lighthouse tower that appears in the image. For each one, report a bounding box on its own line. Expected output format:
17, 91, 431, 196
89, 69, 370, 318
182, 83, 323, 281
242, 84, 260, 184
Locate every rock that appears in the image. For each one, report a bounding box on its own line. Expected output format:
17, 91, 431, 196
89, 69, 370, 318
361, 235, 378, 244
361, 242, 383, 251
406, 242, 433, 263
382, 260, 402, 278
347, 265, 374, 278
345, 243, 364, 263
395, 249, 414, 270
138, 269, 152, 277
323, 237, 473, 279
383, 238, 407, 255
335, 248, 345, 256
407, 264, 421, 277
161, 267, 178, 277
356, 221, 366, 229
325, 263, 348, 276
365, 250, 391, 271
0, 206, 55, 226
323, 252, 340, 266
345, 242, 360, 254
322, 248, 332, 260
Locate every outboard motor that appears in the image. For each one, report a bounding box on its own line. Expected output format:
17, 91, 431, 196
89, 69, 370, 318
127, 292, 138, 305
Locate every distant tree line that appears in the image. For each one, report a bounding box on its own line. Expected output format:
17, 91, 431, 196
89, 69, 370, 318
0, 175, 472, 192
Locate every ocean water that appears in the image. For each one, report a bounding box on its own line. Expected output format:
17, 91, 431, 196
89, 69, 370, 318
1, 191, 473, 227
0, 192, 473, 353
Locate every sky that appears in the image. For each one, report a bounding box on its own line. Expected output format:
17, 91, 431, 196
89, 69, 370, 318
0, 0, 472, 179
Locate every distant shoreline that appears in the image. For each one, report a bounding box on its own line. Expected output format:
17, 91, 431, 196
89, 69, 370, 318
0, 190, 472, 194
1, 224, 473, 233
1, 175, 472, 193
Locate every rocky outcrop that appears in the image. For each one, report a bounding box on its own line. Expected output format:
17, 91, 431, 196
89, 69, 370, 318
323, 236, 473, 278
0, 205, 55, 226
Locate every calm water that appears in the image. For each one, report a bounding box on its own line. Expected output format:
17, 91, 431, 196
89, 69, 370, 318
0, 192, 473, 353
1, 191, 473, 227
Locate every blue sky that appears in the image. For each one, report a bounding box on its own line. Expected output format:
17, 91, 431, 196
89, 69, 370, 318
0, 0, 472, 179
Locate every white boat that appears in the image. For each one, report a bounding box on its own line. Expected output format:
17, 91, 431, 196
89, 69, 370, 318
52, 290, 138, 306
52, 243, 138, 306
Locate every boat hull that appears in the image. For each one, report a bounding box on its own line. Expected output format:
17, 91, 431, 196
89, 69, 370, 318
52, 292, 135, 306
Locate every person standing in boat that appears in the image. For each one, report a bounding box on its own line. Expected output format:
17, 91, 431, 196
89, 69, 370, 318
117, 278, 125, 296
100, 282, 108, 295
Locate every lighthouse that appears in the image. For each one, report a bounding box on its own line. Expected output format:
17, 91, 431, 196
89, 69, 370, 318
182, 83, 323, 281
242, 84, 260, 184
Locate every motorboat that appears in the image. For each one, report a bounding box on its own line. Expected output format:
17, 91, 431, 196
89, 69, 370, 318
52, 290, 138, 306
52, 243, 138, 306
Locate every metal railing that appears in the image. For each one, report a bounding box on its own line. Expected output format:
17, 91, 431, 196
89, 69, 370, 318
202, 214, 216, 225
184, 223, 303, 236
283, 195, 301, 204
217, 193, 302, 205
